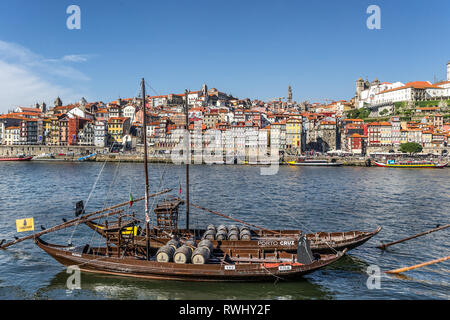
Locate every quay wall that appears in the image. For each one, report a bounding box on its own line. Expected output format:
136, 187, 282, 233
0, 145, 108, 157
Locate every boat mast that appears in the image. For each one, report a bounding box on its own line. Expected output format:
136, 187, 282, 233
185, 89, 190, 232
142, 78, 150, 260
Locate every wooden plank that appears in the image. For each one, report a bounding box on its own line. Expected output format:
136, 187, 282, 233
386, 256, 450, 274
377, 224, 450, 250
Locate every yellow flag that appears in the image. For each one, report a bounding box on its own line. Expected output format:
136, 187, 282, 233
16, 218, 35, 233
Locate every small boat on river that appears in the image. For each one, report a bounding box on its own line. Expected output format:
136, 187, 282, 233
0, 156, 33, 161
286, 158, 342, 166
374, 160, 447, 168
34, 236, 346, 282
85, 210, 381, 254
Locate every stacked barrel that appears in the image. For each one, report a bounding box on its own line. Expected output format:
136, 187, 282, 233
191, 239, 214, 265
174, 239, 196, 264
202, 224, 252, 241
155, 239, 180, 262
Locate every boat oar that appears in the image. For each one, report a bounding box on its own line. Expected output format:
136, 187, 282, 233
377, 224, 450, 250
0, 188, 172, 250
0, 209, 123, 249
386, 256, 450, 274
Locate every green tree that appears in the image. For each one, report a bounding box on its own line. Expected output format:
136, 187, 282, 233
399, 142, 423, 155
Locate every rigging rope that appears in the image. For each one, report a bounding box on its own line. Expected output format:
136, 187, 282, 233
239, 167, 339, 255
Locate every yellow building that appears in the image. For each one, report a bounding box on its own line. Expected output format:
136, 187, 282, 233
285, 118, 302, 150
108, 117, 131, 144
48, 117, 60, 145
379, 122, 392, 146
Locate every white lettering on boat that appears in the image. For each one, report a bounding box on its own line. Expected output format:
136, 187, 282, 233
278, 265, 292, 271
279, 240, 295, 246
257, 240, 278, 246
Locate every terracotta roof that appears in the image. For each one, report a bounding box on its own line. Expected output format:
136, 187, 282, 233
350, 133, 367, 138
379, 81, 441, 94
108, 117, 128, 123
18, 107, 41, 113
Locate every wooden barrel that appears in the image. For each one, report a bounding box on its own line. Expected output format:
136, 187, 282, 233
156, 245, 175, 263
167, 239, 180, 249
191, 247, 211, 264
217, 225, 228, 234
239, 229, 252, 240
228, 230, 240, 241
184, 239, 197, 249
239, 225, 250, 233
174, 245, 193, 264
228, 225, 239, 233
216, 231, 228, 241
198, 239, 214, 253
203, 229, 216, 240
207, 224, 216, 232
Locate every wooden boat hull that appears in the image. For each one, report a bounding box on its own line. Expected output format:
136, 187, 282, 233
85, 221, 381, 254
0, 156, 33, 161
374, 161, 447, 168
35, 237, 346, 282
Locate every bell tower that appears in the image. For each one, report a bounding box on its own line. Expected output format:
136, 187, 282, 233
447, 61, 450, 81
288, 86, 293, 103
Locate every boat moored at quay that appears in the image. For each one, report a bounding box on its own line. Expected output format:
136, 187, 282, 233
0, 156, 33, 161
374, 160, 447, 168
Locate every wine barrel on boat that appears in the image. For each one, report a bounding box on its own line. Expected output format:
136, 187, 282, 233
216, 230, 227, 240
239, 229, 252, 240
198, 239, 214, 253
184, 239, 197, 249
217, 225, 228, 234
174, 245, 194, 264
192, 247, 211, 265
207, 224, 216, 232
228, 229, 240, 240
203, 229, 216, 240
156, 245, 175, 263
228, 225, 239, 232
239, 225, 250, 233
167, 239, 180, 249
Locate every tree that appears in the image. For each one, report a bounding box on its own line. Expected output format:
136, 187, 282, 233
399, 142, 423, 155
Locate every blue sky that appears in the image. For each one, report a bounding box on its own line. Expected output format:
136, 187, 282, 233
0, 0, 449, 111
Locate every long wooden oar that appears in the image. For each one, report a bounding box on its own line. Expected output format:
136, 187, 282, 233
377, 224, 450, 250
0, 209, 123, 249
386, 256, 450, 274
0, 189, 172, 249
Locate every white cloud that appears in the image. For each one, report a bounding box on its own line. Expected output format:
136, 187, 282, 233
0, 40, 91, 112
62, 54, 90, 63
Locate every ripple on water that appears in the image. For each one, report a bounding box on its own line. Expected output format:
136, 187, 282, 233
0, 163, 448, 299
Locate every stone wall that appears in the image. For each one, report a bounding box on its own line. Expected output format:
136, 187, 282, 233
0, 145, 108, 157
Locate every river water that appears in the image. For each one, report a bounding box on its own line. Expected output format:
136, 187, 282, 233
0, 162, 448, 300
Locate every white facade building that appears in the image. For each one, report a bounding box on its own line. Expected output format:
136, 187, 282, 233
122, 105, 136, 123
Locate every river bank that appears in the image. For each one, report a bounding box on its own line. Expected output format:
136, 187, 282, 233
28, 153, 371, 166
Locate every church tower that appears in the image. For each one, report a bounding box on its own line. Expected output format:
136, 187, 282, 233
288, 86, 293, 103
447, 61, 450, 81
202, 84, 208, 105
54, 97, 63, 108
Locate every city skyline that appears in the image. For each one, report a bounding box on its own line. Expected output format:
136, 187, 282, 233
1, 0, 450, 112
